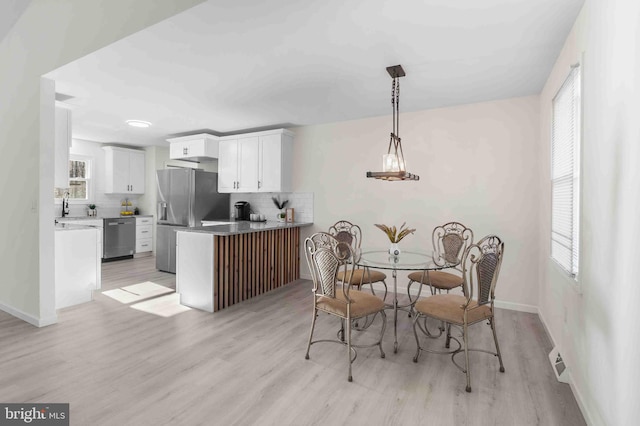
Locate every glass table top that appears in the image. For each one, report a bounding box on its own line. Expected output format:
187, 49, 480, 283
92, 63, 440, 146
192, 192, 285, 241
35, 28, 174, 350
355, 249, 457, 271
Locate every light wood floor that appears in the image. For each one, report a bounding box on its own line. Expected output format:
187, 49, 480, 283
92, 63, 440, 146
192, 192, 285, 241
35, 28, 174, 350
0, 256, 585, 425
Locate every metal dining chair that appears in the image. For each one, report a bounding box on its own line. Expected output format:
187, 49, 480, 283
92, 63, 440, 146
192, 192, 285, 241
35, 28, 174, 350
329, 220, 388, 301
407, 222, 473, 305
412, 235, 505, 392
304, 232, 387, 382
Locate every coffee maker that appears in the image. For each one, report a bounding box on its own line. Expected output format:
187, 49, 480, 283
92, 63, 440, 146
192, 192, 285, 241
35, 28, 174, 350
234, 201, 251, 221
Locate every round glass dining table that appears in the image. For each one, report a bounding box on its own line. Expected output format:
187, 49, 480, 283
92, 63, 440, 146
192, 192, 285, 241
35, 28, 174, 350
355, 250, 456, 353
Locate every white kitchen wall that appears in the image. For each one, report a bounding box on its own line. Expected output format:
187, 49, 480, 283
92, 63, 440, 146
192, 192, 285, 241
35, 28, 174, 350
57, 139, 142, 218
538, 1, 640, 425
230, 192, 314, 223
0, 0, 204, 325
290, 95, 541, 311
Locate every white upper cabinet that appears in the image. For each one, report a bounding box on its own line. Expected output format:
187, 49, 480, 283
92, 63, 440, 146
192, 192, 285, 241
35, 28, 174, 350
238, 136, 260, 192
218, 136, 259, 192
217, 139, 239, 192
167, 134, 219, 162
54, 106, 72, 188
259, 132, 292, 192
103, 146, 146, 194
217, 129, 293, 193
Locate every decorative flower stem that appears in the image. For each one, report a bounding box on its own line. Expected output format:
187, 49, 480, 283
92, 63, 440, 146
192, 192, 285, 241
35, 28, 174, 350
374, 222, 416, 243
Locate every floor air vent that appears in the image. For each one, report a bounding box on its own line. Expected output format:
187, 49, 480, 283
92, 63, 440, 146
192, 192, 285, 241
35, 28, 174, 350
548, 347, 570, 383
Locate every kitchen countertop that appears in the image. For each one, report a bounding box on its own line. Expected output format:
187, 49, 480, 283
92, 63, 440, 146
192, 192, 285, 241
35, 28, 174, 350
180, 221, 313, 236
55, 214, 153, 221
55, 223, 101, 232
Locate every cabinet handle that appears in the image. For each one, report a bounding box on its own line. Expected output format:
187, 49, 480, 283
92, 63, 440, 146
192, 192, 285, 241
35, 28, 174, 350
258, 181, 261, 189
183, 147, 188, 155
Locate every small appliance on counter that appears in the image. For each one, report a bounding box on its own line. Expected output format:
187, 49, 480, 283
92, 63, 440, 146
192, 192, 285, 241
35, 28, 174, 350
234, 201, 251, 221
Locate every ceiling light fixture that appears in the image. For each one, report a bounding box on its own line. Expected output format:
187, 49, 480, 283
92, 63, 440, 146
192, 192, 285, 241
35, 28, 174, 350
126, 120, 152, 128
366, 65, 419, 181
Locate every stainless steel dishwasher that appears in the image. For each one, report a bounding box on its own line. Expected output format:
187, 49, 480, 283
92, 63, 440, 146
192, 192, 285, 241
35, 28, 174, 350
103, 217, 136, 260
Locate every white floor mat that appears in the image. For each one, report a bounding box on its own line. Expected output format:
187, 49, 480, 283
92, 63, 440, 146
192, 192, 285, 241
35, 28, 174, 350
130, 293, 191, 317
102, 281, 174, 304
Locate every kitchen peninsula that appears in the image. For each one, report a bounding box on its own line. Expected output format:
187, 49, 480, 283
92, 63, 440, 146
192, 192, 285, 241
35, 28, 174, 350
176, 221, 312, 312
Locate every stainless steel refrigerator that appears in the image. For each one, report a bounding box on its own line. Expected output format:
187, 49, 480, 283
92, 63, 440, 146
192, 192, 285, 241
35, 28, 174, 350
156, 169, 230, 273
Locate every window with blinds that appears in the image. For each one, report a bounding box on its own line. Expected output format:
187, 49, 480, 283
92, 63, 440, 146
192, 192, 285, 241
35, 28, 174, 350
551, 65, 581, 277
54, 157, 91, 201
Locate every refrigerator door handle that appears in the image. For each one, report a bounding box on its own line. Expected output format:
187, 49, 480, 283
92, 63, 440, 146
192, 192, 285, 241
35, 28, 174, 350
158, 202, 167, 221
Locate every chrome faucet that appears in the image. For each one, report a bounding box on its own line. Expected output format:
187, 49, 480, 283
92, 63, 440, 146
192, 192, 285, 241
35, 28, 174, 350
61, 191, 70, 217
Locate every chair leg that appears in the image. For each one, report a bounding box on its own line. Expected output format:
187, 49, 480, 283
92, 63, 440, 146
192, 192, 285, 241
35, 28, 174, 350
407, 280, 415, 317
347, 314, 353, 382
338, 318, 345, 342
445, 323, 452, 348
463, 321, 471, 392
378, 310, 387, 359
412, 313, 422, 363
490, 316, 505, 373
305, 308, 318, 360
368, 281, 377, 297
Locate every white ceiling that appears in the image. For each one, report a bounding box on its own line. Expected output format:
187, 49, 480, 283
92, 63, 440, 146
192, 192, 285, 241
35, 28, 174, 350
47, 0, 584, 147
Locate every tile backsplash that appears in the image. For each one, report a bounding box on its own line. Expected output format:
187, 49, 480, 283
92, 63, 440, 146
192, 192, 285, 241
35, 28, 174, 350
230, 192, 314, 223
56, 194, 141, 218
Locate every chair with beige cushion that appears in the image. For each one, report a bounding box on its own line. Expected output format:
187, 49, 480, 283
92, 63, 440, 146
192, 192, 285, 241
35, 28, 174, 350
407, 222, 473, 305
329, 220, 388, 301
412, 235, 505, 392
304, 232, 387, 382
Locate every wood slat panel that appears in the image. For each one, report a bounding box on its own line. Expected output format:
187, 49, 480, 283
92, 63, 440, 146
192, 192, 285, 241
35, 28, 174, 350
212, 228, 300, 311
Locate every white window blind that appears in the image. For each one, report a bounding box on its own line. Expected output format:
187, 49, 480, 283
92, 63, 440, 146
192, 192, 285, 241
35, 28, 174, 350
551, 65, 581, 277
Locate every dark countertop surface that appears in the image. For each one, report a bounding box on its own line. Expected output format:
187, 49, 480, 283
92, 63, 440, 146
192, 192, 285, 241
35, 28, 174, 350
179, 221, 313, 236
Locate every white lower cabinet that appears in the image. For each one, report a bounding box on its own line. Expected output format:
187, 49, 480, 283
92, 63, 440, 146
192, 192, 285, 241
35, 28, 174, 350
176, 231, 214, 312
136, 216, 153, 254
55, 227, 101, 309
82, 219, 103, 260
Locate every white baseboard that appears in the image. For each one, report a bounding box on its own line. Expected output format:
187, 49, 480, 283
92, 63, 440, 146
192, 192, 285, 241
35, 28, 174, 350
538, 309, 596, 426
494, 299, 538, 314
0, 301, 57, 327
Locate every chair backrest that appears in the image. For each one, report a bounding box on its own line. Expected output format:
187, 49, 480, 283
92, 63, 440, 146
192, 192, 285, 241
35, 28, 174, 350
305, 232, 355, 299
328, 220, 362, 253
432, 222, 474, 265
461, 235, 504, 307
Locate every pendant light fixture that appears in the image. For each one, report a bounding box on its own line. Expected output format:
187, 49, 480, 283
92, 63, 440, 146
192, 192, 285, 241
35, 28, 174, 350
366, 65, 419, 181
